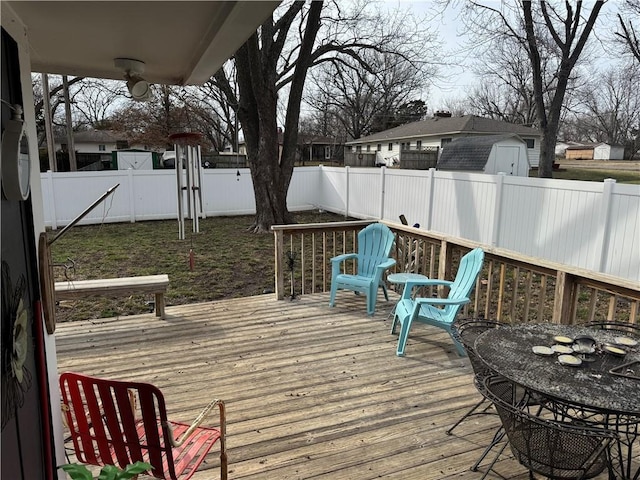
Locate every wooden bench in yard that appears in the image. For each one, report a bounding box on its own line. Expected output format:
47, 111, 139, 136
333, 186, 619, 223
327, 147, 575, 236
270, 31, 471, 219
54, 274, 170, 319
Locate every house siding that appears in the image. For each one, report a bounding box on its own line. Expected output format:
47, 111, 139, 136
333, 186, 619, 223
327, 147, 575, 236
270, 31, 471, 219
355, 134, 540, 168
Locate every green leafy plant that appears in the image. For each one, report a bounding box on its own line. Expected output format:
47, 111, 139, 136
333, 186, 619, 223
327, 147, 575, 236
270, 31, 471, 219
60, 461, 152, 480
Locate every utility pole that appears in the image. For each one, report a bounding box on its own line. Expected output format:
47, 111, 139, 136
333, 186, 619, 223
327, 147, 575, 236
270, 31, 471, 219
41, 73, 57, 171
62, 75, 77, 171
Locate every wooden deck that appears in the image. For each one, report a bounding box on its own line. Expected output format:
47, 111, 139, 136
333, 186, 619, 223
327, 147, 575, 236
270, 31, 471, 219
56, 292, 628, 479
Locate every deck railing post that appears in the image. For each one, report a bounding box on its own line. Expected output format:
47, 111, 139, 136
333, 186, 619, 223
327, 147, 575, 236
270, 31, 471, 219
552, 270, 576, 324
438, 240, 454, 297
273, 228, 284, 300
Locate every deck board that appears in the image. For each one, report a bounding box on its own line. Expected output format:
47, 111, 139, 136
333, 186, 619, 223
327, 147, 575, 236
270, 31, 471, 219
55, 292, 633, 479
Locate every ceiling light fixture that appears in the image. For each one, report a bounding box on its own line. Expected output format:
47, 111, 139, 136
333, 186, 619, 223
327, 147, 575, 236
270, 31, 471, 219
114, 58, 152, 102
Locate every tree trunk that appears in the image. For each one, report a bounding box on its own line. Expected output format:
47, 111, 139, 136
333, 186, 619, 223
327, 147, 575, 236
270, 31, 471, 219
522, 1, 604, 178
234, 2, 322, 233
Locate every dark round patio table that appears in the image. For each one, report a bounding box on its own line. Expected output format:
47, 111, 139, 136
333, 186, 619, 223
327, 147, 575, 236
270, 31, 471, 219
475, 323, 640, 479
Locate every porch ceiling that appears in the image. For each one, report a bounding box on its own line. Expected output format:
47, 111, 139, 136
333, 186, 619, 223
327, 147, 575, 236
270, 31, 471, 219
4, 1, 280, 85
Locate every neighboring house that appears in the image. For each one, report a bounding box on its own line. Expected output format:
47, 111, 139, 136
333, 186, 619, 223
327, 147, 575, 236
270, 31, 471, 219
54, 129, 149, 154
437, 134, 531, 176
345, 112, 542, 168
239, 131, 345, 164
53, 130, 152, 170
298, 134, 345, 164
594, 143, 625, 160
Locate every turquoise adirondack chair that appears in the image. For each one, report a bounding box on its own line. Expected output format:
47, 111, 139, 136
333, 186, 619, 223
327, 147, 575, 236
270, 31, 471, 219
329, 223, 396, 315
391, 248, 485, 356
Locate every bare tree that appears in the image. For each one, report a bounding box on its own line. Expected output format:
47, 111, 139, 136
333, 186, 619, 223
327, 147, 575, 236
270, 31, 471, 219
32, 74, 84, 147
571, 64, 640, 157
72, 79, 125, 130
616, 0, 640, 63
109, 85, 200, 150
467, 37, 540, 125
212, 0, 439, 232
306, 43, 434, 139
461, 1, 605, 177
180, 75, 240, 153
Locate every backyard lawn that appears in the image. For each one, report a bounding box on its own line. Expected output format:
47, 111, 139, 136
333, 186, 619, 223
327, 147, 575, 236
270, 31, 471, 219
50, 210, 345, 322
50, 163, 638, 323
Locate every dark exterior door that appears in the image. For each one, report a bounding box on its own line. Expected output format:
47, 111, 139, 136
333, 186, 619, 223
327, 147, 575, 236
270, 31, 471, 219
1, 27, 51, 480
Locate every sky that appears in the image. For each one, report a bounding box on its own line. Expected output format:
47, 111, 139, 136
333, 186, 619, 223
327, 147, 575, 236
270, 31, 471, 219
395, 0, 628, 110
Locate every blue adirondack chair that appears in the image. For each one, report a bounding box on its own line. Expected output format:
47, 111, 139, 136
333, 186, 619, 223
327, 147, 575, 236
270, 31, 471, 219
329, 223, 396, 315
391, 248, 485, 356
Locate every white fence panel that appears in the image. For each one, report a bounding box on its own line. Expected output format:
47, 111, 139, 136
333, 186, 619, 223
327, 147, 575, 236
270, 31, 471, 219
42, 170, 133, 227
429, 171, 496, 243
40, 166, 640, 281
382, 169, 433, 227
131, 170, 178, 221
347, 168, 383, 219
201, 168, 255, 216
498, 177, 605, 271
604, 183, 640, 280
286, 167, 322, 211
317, 167, 348, 215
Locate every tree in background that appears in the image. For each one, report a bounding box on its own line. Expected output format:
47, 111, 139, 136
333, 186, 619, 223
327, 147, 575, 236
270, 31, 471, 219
212, 0, 439, 232
461, 1, 604, 177
180, 79, 239, 153
71, 79, 124, 130
32, 75, 85, 147
109, 85, 212, 151
616, 0, 640, 63
306, 47, 433, 139
565, 65, 640, 158
467, 38, 539, 125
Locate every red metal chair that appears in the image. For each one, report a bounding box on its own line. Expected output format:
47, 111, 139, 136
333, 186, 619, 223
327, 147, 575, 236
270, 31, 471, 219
59, 372, 227, 480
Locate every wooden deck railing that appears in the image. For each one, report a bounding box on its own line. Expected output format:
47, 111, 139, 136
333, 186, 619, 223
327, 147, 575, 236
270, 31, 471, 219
272, 220, 640, 325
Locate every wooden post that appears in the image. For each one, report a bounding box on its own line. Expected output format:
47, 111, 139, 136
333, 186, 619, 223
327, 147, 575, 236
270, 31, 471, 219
41, 73, 57, 171
62, 75, 77, 171
273, 229, 284, 300
552, 271, 576, 324
438, 241, 454, 298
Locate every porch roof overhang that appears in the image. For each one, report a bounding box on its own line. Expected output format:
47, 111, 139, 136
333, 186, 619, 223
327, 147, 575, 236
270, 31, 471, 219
3, 1, 280, 85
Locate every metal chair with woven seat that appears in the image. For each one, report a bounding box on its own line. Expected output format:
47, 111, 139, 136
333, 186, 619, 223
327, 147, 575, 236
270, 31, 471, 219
477, 374, 617, 480
448, 318, 515, 477
60, 371, 227, 480
447, 318, 504, 435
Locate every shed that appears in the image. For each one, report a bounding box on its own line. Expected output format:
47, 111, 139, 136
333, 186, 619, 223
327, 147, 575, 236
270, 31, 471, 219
112, 149, 159, 170
436, 134, 531, 176
594, 143, 625, 160
565, 144, 595, 160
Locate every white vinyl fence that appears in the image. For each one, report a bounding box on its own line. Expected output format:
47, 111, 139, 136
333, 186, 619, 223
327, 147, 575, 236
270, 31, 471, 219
40, 166, 640, 281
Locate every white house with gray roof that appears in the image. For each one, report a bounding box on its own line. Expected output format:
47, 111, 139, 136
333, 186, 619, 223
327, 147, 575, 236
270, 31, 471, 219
345, 113, 542, 168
